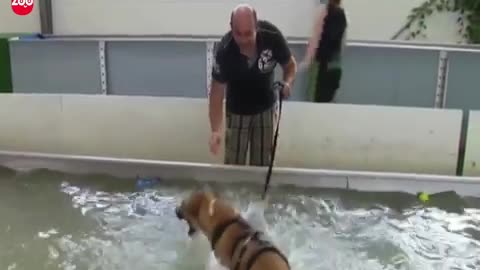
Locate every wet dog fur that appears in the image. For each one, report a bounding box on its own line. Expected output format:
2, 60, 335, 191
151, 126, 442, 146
175, 190, 289, 270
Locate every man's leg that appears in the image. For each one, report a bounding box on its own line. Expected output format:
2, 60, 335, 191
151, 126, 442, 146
249, 106, 275, 166
224, 110, 252, 165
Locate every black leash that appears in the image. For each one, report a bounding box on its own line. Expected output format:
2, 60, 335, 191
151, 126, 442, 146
261, 82, 285, 200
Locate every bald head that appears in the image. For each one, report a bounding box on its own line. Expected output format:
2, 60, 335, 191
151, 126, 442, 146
230, 4, 256, 26
230, 4, 257, 49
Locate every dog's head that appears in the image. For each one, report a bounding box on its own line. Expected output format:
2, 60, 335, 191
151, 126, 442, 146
175, 190, 219, 237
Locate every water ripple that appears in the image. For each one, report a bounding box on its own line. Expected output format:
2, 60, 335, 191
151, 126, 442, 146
1, 173, 479, 270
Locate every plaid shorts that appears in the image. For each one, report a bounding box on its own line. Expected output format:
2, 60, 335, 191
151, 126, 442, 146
224, 105, 277, 166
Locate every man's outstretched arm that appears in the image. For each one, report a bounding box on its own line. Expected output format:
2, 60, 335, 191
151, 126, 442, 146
209, 44, 228, 132
209, 79, 226, 133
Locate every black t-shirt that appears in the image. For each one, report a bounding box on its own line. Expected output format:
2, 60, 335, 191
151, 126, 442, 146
316, 5, 347, 63
211, 20, 292, 115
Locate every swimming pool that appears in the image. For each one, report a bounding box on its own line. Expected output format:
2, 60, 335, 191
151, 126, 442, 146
1, 165, 479, 270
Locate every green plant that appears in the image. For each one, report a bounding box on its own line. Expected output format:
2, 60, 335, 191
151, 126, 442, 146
406, 0, 480, 43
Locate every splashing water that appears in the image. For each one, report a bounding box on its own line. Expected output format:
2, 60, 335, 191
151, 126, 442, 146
0, 169, 479, 270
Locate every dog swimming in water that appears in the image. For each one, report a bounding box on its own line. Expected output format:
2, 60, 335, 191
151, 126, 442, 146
175, 190, 290, 270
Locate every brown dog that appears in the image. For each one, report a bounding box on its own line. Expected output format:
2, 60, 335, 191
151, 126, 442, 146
175, 190, 290, 270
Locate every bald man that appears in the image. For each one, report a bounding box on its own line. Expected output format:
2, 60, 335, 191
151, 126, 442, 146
209, 4, 297, 166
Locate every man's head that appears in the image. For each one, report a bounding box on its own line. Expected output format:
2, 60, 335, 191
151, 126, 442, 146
230, 4, 257, 49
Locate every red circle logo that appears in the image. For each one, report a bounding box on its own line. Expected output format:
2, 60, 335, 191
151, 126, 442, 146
11, 0, 34, 16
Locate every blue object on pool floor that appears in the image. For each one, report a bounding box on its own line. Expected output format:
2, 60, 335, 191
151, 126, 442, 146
135, 177, 161, 190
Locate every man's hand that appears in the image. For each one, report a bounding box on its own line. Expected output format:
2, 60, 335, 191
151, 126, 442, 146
280, 56, 296, 99
209, 131, 222, 155
281, 81, 291, 99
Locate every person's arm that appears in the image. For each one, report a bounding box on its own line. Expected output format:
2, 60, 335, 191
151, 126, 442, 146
209, 50, 227, 133
209, 80, 226, 133
303, 5, 327, 64
282, 57, 297, 88
273, 29, 297, 88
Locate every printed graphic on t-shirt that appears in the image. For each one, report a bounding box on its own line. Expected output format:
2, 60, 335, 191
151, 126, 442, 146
257, 49, 276, 73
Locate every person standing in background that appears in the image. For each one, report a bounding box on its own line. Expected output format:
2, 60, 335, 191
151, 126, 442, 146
300, 0, 347, 103
208, 4, 297, 166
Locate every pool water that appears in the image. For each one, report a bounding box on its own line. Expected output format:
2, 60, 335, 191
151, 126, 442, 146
0, 167, 479, 270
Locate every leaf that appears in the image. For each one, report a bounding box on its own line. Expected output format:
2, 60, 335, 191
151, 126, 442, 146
411, 7, 422, 13
453, 0, 461, 10
405, 0, 480, 44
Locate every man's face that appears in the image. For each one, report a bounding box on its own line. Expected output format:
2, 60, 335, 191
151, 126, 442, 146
231, 17, 256, 49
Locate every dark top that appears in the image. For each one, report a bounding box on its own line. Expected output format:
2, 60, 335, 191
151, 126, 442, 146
211, 20, 292, 115
316, 4, 347, 63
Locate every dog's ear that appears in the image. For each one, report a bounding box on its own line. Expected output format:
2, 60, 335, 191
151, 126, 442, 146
183, 191, 205, 219
201, 184, 222, 199
202, 184, 213, 192
212, 190, 222, 199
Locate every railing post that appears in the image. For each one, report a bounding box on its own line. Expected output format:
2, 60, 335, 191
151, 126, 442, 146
434, 50, 449, 108
39, 0, 53, 34
98, 40, 108, 95
206, 41, 215, 97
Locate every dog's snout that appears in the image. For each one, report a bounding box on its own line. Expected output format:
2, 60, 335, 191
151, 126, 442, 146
188, 226, 196, 236
175, 207, 184, 220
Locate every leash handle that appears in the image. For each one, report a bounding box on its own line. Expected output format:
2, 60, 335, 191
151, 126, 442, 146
261, 82, 285, 200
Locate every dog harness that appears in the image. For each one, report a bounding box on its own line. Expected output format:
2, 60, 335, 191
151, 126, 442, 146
211, 217, 290, 270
